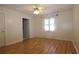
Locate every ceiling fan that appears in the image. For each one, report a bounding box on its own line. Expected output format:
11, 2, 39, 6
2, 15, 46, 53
32, 5, 43, 15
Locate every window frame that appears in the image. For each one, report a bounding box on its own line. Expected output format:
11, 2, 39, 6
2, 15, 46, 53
44, 17, 55, 32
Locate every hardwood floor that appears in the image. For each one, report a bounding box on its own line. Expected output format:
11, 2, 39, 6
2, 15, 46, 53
0, 38, 77, 54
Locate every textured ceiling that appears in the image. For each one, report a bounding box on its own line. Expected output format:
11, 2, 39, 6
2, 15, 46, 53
0, 4, 73, 15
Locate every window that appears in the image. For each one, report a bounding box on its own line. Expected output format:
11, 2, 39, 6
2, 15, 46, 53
44, 17, 55, 31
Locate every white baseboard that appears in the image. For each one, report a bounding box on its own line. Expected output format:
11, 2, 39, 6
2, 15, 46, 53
6, 39, 23, 46
72, 41, 79, 54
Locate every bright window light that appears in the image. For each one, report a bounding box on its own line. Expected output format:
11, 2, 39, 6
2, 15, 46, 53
45, 25, 49, 31
44, 19, 49, 31
50, 18, 55, 31
44, 17, 55, 32
45, 19, 49, 24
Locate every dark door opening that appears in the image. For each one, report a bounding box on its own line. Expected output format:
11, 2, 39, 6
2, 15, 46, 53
22, 18, 29, 39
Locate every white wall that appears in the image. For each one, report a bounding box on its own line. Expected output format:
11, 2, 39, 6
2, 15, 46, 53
30, 9, 73, 41
73, 5, 79, 53
0, 8, 5, 47
0, 7, 31, 46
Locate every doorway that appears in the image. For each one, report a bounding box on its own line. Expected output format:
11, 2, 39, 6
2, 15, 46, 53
22, 18, 29, 39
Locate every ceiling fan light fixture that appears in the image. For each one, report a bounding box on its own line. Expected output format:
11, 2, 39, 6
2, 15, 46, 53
33, 7, 40, 15
33, 10, 40, 15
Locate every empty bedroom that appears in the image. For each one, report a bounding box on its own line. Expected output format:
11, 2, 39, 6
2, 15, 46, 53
0, 4, 79, 54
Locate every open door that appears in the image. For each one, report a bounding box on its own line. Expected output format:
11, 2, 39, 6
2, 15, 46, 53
22, 18, 29, 39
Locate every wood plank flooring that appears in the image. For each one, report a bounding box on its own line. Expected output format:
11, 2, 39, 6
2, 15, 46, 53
0, 38, 77, 54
